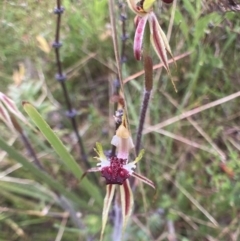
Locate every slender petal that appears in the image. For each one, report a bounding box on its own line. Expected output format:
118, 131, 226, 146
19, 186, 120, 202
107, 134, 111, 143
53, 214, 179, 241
132, 149, 145, 164
120, 180, 134, 235
149, 13, 177, 91
79, 167, 101, 183
132, 172, 155, 189
100, 184, 116, 241
0, 101, 14, 131
151, 12, 175, 61
0, 92, 27, 123
95, 142, 107, 160
149, 13, 169, 71
134, 15, 148, 60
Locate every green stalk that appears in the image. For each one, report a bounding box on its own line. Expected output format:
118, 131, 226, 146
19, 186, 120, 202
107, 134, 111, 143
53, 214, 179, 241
22, 101, 102, 205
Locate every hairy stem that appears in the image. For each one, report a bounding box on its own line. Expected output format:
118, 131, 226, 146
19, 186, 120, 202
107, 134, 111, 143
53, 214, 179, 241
53, 0, 91, 170
135, 89, 152, 155
119, 1, 128, 65
135, 24, 153, 155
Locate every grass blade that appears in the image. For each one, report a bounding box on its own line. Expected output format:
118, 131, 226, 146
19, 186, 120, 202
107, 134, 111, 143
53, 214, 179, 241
0, 137, 83, 206
23, 101, 102, 205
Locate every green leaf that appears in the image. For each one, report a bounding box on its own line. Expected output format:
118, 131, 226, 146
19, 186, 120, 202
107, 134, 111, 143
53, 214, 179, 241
23, 101, 102, 205
182, 0, 196, 20
0, 137, 82, 206
0, 179, 55, 202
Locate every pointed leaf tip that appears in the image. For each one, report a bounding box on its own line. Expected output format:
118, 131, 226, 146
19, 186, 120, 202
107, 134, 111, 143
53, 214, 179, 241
22, 101, 30, 107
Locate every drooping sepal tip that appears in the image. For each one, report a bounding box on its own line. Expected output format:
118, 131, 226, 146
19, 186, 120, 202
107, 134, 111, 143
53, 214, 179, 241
134, 15, 148, 61
100, 184, 116, 241
120, 180, 134, 236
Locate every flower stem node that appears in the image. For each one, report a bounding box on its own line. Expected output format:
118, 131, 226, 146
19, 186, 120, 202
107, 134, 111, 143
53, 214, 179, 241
66, 109, 77, 119
52, 41, 62, 49
54, 7, 64, 14
120, 14, 127, 21
121, 34, 129, 41
55, 73, 66, 83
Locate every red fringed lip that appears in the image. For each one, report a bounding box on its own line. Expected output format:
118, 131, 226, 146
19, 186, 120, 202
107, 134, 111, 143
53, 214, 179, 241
101, 157, 130, 185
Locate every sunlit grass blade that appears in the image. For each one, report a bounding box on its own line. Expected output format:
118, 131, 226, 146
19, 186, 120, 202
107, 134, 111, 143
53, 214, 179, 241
100, 184, 116, 241
0, 137, 83, 206
22, 101, 102, 205
0, 177, 56, 202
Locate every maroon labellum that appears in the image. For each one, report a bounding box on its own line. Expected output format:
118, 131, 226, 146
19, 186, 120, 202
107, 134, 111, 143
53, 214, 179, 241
101, 156, 130, 185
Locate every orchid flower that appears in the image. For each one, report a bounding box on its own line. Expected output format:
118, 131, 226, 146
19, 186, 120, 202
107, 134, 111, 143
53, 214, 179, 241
85, 116, 155, 241
127, 0, 174, 73
0, 92, 28, 132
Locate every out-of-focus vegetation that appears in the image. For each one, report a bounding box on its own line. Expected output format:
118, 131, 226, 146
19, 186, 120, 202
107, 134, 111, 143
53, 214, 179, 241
0, 0, 240, 240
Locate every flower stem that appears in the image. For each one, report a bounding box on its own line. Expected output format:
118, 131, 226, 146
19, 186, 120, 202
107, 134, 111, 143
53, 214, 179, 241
53, 0, 91, 170
135, 23, 153, 155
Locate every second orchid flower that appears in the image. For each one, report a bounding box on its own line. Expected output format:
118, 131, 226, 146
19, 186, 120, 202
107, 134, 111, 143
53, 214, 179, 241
127, 0, 174, 73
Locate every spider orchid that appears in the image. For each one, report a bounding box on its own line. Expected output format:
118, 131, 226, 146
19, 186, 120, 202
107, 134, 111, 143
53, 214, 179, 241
85, 117, 155, 241
127, 0, 174, 72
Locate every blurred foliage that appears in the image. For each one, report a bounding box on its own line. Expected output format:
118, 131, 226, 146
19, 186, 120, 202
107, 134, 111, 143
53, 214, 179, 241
0, 0, 240, 240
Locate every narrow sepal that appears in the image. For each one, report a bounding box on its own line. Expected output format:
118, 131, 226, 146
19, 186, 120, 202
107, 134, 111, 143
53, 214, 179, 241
0, 93, 27, 123
133, 149, 145, 164
120, 180, 134, 235
100, 184, 116, 241
95, 142, 107, 160
151, 13, 177, 68
134, 15, 148, 60
132, 172, 155, 189
149, 13, 169, 71
149, 13, 177, 91
79, 167, 100, 183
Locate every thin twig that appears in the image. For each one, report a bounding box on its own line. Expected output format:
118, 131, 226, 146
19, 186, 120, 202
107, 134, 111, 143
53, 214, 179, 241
123, 51, 192, 84
161, 90, 226, 161
109, 1, 129, 239
144, 91, 240, 134
108, 0, 130, 127
164, 174, 219, 227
